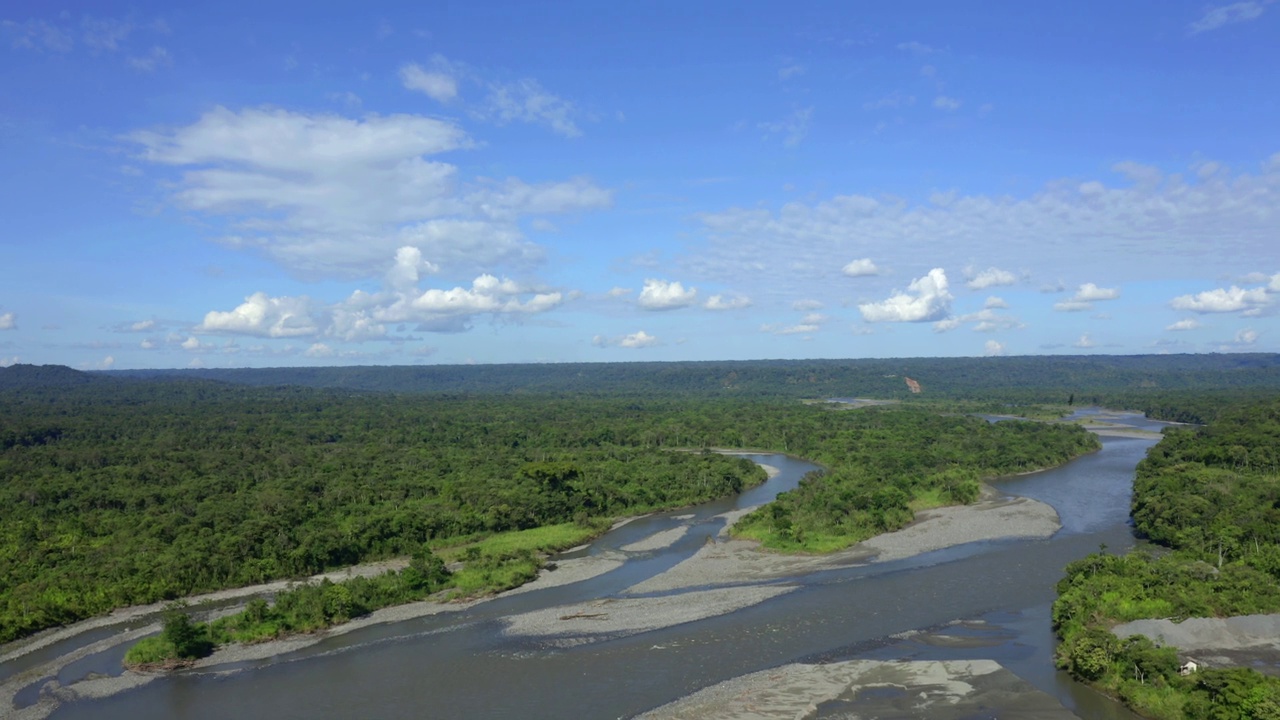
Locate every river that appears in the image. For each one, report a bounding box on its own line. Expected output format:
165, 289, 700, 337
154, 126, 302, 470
42, 411, 1160, 719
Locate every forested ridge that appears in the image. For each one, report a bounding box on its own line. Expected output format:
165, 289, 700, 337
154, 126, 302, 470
1053, 398, 1280, 719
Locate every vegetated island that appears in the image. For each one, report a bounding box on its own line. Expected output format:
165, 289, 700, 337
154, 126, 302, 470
1053, 397, 1280, 719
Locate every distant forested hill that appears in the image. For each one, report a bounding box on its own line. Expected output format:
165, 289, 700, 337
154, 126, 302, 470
0, 363, 109, 390
99, 354, 1280, 422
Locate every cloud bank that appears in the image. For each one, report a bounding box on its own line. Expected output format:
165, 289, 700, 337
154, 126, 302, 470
129, 107, 611, 280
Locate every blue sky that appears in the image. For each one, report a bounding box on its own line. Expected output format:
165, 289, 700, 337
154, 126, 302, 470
2, 1, 1278, 369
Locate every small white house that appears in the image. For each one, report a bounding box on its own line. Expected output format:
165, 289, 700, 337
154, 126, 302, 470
1179, 659, 1200, 676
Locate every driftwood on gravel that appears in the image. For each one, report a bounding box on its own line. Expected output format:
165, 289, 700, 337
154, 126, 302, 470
559, 612, 609, 620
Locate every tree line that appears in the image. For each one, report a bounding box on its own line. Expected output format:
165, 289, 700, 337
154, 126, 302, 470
86, 353, 1280, 413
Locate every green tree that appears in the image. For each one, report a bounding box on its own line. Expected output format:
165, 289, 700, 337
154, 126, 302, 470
161, 602, 211, 659
403, 546, 451, 592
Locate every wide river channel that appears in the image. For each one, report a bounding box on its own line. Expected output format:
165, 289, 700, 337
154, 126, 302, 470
46, 411, 1165, 719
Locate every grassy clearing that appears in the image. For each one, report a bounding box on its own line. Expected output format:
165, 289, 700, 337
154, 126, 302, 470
122, 636, 178, 666
433, 521, 605, 563
729, 524, 877, 555
437, 522, 610, 598
907, 487, 952, 512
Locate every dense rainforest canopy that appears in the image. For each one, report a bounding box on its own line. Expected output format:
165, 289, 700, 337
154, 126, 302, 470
1, 359, 1105, 646
1054, 397, 1280, 719
1, 381, 770, 643
5, 354, 1280, 664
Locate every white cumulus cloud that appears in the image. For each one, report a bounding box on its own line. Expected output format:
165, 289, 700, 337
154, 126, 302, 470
763, 323, 820, 336
704, 294, 751, 310
842, 258, 880, 277
200, 255, 570, 342
972, 309, 1023, 332
180, 337, 215, 352
400, 61, 458, 103
638, 279, 698, 310
691, 157, 1280, 300
199, 292, 321, 338
984, 340, 1005, 356
0, 312, 15, 330
1166, 318, 1201, 331
965, 267, 1016, 290
1073, 282, 1121, 301
934, 307, 1023, 333
619, 330, 659, 348
1054, 282, 1120, 311
593, 330, 659, 348
387, 246, 440, 290
1170, 285, 1271, 313
1053, 301, 1093, 312
859, 268, 952, 323
406, 275, 560, 316
128, 106, 610, 279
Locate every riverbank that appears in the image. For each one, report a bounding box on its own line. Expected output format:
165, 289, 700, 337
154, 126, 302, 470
0, 557, 410, 668
623, 486, 1059, 595
637, 658, 1080, 719
491, 481, 1061, 648
0, 557, 438, 720
1084, 426, 1164, 439
0, 464, 781, 717
1113, 614, 1280, 676
3, 460, 1066, 718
